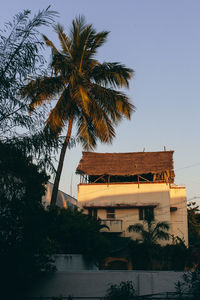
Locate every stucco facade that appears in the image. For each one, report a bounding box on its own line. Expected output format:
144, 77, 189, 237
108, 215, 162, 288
78, 182, 188, 245
76, 151, 188, 246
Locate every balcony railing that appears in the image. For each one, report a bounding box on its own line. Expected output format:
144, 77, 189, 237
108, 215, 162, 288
101, 219, 123, 233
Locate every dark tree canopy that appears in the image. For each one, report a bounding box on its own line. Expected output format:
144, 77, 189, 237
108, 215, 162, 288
46, 207, 111, 262
0, 142, 54, 298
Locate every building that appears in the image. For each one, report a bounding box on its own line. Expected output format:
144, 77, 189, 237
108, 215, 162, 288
42, 182, 77, 209
76, 151, 188, 245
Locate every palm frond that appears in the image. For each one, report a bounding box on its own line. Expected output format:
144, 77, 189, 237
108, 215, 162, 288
54, 23, 72, 58
79, 85, 90, 114
70, 15, 87, 45
21, 76, 64, 111
89, 31, 109, 54
76, 114, 97, 150
46, 87, 72, 135
51, 52, 72, 77
78, 24, 93, 71
128, 224, 144, 233
87, 97, 115, 143
91, 62, 134, 88
154, 221, 170, 232
42, 34, 59, 53
154, 230, 170, 241
91, 84, 135, 121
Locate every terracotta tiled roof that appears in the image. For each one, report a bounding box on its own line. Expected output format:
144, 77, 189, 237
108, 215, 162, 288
76, 151, 174, 176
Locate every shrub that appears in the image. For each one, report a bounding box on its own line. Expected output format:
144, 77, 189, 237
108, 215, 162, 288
175, 268, 200, 299
105, 281, 136, 300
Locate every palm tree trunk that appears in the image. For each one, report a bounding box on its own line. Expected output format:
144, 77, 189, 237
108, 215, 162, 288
50, 113, 74, 209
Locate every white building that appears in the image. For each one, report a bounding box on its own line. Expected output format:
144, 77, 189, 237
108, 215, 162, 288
76, 151, 188, 245
42, 182, 77, 209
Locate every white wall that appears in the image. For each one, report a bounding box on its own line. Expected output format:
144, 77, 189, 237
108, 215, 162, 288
78, 182, 188, 244
54, 254, 98, 271
27, 270, 184, 298
170, 186, 188, 245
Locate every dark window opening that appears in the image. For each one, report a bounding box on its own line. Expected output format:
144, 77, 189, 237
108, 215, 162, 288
88, 208, 97, 219
87, 171, 174, 184
89, 173, 154, 183
139, 207, 154, 221
107, 208, 115, 219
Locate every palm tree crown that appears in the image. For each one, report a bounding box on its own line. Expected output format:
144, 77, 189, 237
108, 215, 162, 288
22, 16, 135, 207
128, 217, 170, 245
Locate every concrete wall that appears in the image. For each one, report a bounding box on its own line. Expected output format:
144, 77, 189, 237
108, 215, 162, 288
78, 182, 188, 245
28, 270, 184, 298
54, 254, 98, 271
170, 186, 188, 245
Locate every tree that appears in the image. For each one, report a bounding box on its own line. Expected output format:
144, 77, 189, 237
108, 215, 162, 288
0, 8, 60, 173
45, 207, 111, 264
22, 16, 135, 208
128, 218, 170, 246
128, 218, 170, 269
188, 202, 200, 247
0, 142, 55, 299
175, 269, 200, 299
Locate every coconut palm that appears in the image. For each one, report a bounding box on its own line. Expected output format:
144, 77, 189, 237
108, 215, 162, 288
22, 16, 134, 208
128, 217, 170, 245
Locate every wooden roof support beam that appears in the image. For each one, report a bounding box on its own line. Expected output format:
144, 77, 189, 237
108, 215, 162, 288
93, 174, 106, 183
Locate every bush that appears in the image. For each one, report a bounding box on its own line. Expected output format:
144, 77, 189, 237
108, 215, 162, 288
46, 207, 111, 264
129, 240, 191, 270
105, 281, 136, 300
175, 269, 200, 299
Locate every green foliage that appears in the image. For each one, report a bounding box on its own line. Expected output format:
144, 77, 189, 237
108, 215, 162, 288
0, 8, 61, 174
175, 269, 200, 299
0, 7, 56, 136
128, 218, 170, 245
129, 239, 192, 271
128, 218, 170, 270
105, 281, 136, 300
0, 141, 111, 297
129, 240, 153, 270
188, 202, 200, 247
161, 243, 189, 271
0, 142, 55, 298
46, 207, 111, 263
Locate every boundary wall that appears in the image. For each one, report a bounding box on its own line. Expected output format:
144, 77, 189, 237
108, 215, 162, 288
28, 270, 184, 298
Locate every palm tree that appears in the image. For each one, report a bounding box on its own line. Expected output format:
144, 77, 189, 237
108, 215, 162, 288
22, 16, 134, 208
129, 218, 170, 269
128, 217, 170, 246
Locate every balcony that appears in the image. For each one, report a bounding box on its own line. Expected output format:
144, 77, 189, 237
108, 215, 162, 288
101, 219, 123, 233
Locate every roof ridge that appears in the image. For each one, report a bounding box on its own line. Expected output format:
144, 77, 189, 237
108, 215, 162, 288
82, 150, 174, 155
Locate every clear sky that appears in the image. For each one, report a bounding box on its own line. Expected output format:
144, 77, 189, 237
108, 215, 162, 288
1, 0, 200, 201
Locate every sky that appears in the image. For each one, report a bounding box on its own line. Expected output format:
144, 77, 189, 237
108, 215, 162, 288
1, 0, 200, 201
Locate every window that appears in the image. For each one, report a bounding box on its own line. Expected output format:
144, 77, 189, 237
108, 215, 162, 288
139, 207, 154, 221
106, 208, 115, 219
88, 208, 97, 219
